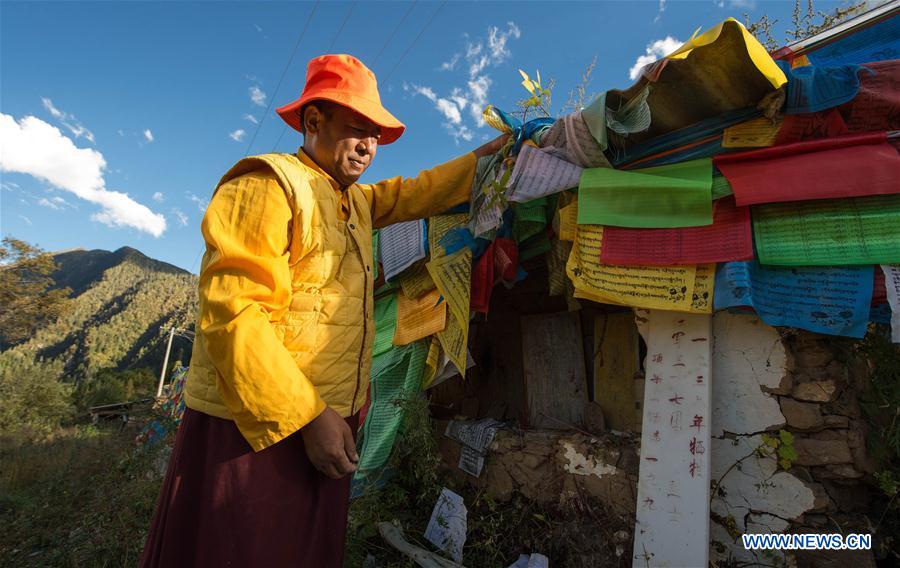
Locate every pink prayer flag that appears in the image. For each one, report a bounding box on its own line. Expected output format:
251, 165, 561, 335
599, 197, 753, 265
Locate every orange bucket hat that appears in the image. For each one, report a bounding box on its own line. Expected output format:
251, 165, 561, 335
276, 54, 405, 145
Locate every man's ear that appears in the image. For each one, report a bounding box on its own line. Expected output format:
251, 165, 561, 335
303, 105, 323, 136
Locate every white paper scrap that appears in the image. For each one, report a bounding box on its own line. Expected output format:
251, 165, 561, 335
428, 350, 475, 390
380, 220, 426, 281
425, 488, 467, 563
507, 145, 583, 203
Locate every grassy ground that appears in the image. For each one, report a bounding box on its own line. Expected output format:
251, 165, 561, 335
0, 422, 167, 567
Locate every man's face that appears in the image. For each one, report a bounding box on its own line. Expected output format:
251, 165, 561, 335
304, 103, 381, 186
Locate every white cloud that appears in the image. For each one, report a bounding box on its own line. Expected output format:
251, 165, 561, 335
117, 129, 125, 136
0, 181, 19, 191
628, 36, 683, 80
38, 197, 62, 210
249, 86, 266, 107
143, 129, 154, 143
171, 207, 189, 227
186, 191, 208, 212
254, 23, 263, 32
654, 0, 666, 23
18, 215, 32, 226
0, 113, 166, 237
229, 128, 246, 142
409, 22, 521, 143
440, 53, 460, 71
729, 0, 757, 8
152, 191, 164, 202
243, 114, 258, 124
41, 97, 95, 144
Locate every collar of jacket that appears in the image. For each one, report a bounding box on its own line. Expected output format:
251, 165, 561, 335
296, 147, 344, 192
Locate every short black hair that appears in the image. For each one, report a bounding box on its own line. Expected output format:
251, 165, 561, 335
297, 100, 339, 134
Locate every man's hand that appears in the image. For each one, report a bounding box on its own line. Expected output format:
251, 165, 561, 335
473, 133, 510, 159
301, 406, 359, 479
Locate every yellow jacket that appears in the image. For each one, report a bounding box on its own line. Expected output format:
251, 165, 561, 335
184, 149, 477, 451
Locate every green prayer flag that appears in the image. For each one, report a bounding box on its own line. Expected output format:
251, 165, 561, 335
711, 174, 733, 201
512, 198, 548, 244
372, 293, 398, 357
356, 340, 429, 473
577, 158, 714, 228
753, 194, 900, 266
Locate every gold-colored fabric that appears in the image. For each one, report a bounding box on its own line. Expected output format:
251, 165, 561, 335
185, 149, 477, 451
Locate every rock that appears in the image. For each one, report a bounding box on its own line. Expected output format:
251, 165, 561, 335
824, 388, 861, 418
792, 380, 838, 402
814, 464, 864, 480
792, 345, 834, 369
847, 420, 877, 474
793, 438, 852, 466
780, 398, 824, 431
821, 480, 872, 513
822, 415, 850, 428
806, 482, 836, 513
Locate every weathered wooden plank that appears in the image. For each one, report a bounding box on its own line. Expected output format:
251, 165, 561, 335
593, 311, 642, 432
522, 311, 588, 429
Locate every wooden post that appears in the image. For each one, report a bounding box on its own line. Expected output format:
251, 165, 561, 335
632, 310, 712, 567
156, 327, 176, 398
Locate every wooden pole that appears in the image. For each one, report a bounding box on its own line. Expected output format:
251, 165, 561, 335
156, 327, 176, 398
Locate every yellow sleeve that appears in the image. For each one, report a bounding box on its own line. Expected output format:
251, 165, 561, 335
198, 171, 326, 451
359, 152, 478, 229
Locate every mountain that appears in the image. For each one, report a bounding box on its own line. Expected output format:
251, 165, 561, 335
0, 247, 199, 380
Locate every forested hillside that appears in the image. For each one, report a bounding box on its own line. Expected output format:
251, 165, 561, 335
0, 246, 198, 382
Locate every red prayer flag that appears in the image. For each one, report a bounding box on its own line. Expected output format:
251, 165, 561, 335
873, 267, 887, 306
470, 241, 495, 314
777, 59, 900, 145
470, 238, 519, 314
715, 132, 900, 206
599, 197, 753, 265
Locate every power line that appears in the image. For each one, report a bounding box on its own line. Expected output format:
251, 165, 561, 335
328, 1, 357, 52
382, 1, 445, 84
244, 0, 320, 157
371, 1, 417, 66
272, 1, 359, 153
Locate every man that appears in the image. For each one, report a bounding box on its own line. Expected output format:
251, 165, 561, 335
140, 54, 505, 567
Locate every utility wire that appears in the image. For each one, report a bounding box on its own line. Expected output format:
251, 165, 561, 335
382, 1, 445, 84
244, 0, 320, 157
272, 1, 359, 153
328, 1, 356, 52
371, 1, 417, 66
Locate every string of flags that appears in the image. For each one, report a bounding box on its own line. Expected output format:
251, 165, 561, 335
355, 10, 900, 480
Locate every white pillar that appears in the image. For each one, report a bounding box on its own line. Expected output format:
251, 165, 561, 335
632, 310, 712, 568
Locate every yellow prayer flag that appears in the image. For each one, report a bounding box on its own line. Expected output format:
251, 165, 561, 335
565, 225, 701, 312
722, 116, 784, 148
393, 288, 447, 346
666, 18, 787, 89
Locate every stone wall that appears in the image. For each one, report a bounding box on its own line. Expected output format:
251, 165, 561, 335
710, 313, 877, 567
433, 310, 879, 566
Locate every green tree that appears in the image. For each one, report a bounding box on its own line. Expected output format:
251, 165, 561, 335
0, 237, 71, 348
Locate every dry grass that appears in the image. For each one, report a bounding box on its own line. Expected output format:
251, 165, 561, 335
0, 423, 167, 567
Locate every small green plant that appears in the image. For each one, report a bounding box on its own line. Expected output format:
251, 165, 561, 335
760, 429, 798, 471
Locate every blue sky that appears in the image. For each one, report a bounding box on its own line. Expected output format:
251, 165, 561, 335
1, 0, 854, 273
